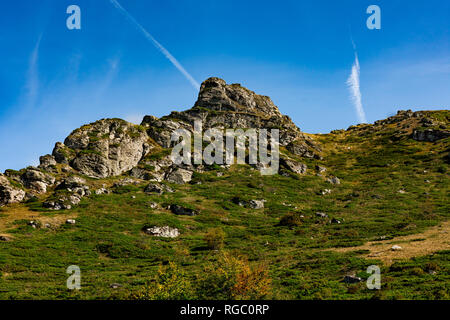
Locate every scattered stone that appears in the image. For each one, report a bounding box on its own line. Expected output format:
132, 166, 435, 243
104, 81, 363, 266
320, 189, 332, 195
316, 165, 327, 173
0, 235, 12, 242
248, 200, 265, 209
66, 219, 76, 225
280, 158, 307, 174
391, 245, 402, 251
398, 189, 406, 194
149, 202, 158, 209
110, 283, 122, 289
145, 183, 173, 194
217, 172, 224, 177
344, 275, 362, 284
143, 226, 180, 238
131, 196, 136, 199
316, 212, 328, 218
28, 221, 39, 229
331, 218, 341, 224
95, 188, 110, 195
170, 205, 197, 216
113, 178, 139, 188
327, 176, 341, 185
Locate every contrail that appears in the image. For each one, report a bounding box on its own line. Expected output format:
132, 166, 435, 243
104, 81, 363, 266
109, 0, 200, 90
346, 41, 367, 124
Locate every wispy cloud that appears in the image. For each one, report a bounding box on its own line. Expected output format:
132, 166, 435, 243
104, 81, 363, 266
25, 34, 43, 110
109, 0, 200, 90
346, 40, 367, 123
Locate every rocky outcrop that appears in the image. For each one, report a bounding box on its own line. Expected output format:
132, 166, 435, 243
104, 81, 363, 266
412, 129, 450, 142
59, 119, 153, 178
20, 167, 56, 194
141, 77, 318, 149
0, 174, 26, 206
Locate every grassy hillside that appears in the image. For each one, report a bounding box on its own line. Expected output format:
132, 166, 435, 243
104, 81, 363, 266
0, 110, 448, 300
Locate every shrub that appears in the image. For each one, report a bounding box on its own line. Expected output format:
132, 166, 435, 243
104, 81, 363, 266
131, 262, 194, 300
196, 252, 272, 300
204, 228, 225, 250
278, 213, 303, 227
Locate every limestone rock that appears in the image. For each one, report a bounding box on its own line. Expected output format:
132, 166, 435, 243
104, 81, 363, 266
143, 226, 180, 238
0, 174, 26, 206
63, 119, 152, 178
166, 168, 193, 184
248, 199, 265, 209
281, 158, 307, 174
20, 168, 55, 194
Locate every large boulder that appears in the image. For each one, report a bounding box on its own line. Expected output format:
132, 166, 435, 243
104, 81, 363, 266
0, 174, 26, 206
166, 168, 193, 184
62, 119, 153, 178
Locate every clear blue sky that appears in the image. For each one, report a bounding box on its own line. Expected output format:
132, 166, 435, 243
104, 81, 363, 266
0, 0, 449, 171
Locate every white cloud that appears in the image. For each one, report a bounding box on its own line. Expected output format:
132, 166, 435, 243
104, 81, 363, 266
346, 52, 367, 123
25, 34, 43, 110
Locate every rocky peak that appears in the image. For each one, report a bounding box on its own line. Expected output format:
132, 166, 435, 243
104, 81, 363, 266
194, 77, 282, 118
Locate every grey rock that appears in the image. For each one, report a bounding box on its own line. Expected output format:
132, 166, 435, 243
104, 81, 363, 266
327, 176, 341, 185
20, 168, 55, 194
170, 204, 197, 216
412, 129, 449, 142
316, 212, 328, 218
39, 154, 57, 170
344, 275, 362, 284
149, 202, 158, 209
143, 226, 180, 238
248, 199, 265, 209
0, 174, 26, 206
95, 188, 110, 195
280, 158, 307, 174
66, 219, 76, 225
166, 168, 193, 184
0, 235, 12, 242
64, 119, 153, 178
57, 176, 87, 190
145, 183, 173, 194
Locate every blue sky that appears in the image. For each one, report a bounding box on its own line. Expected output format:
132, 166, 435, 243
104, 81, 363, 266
0, 0, 449, 171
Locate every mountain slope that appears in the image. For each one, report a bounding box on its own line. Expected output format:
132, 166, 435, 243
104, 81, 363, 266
0, 78, 448, 300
